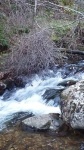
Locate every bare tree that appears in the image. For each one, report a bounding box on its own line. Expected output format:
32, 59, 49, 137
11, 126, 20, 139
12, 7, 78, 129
35, 0, 37, 15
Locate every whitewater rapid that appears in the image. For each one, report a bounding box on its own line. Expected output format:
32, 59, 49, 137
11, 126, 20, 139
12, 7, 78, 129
0, 61, 84, 130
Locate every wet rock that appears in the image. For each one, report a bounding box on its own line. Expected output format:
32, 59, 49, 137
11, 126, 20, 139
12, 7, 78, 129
42, 89, 63, 100
58, 79, 77, 87
6, 112, 33, 127
4, 78, 15, 90
22, 113, 63, 131
61, 80, 84, 129
42, 89, 57, 100
53, 95, 61, 106
14, 77, 25, 88
0, 82, 6, 95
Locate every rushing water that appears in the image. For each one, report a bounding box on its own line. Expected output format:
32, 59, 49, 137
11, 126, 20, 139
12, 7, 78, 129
0, 61, 84, 131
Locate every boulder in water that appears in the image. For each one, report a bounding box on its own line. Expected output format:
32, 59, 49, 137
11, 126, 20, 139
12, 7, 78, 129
14, 77, 25, 88
22, 113, 63, 131
42, 89, 57, 100
58, 79, 77, 87
42, 89, 63, 101
61, 80, 84, 129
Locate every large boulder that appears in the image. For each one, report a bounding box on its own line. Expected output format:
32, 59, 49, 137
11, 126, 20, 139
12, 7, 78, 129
22, 113, 63, 131
61, 80, 84, 129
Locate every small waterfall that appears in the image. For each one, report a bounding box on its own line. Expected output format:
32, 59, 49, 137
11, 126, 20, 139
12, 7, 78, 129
0, 61, 84, 131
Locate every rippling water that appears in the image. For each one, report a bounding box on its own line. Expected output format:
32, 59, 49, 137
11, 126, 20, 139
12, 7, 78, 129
0, 61, 84, 131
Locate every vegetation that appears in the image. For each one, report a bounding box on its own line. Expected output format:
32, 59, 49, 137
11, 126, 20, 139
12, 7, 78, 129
0, 16, 9, 50
0, 25, 9, 48
0, 0, 84, 75
61, 0, 73, 6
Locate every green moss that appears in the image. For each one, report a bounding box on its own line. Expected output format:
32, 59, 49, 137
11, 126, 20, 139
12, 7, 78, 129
51, 34, 61, 42
45, 8, 54, 18
60, 0, 73, 6
50, 20, 72, 42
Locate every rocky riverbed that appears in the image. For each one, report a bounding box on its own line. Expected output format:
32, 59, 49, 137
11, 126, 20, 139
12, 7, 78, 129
0, 126, 84, 150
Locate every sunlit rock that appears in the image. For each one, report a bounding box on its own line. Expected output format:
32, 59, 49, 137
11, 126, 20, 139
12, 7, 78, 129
61, 80, 84, 129
22, 113, 63, 131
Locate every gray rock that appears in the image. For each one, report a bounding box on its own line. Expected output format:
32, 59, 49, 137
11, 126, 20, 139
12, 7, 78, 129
22, 113, 63, 131
61, 80, 84, 129
14, 77, 25, 88
42, 88, 63, 100
4, 78, 15, 90
58, 79, 77, 87
42, 89, 57, 100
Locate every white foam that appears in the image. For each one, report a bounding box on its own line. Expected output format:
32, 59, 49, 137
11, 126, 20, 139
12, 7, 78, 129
0, 72, 62, 130
0, 94, 61, 130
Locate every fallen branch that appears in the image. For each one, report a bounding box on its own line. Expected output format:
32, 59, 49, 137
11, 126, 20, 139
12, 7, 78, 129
57, 48, 84, 55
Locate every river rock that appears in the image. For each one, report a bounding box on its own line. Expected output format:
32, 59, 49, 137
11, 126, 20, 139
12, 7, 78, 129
42, 89, 57, 100
22, 113, 63, 131
4, 78, 15, 90
61, 80, 84, 129
0, 82, 6, 95
14, 77, 25, 88
58, 79, 77, 87
42, 89, 63, 100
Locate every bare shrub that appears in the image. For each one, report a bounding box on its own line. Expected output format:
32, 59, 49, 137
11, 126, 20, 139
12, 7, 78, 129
6, 29, 63, 75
